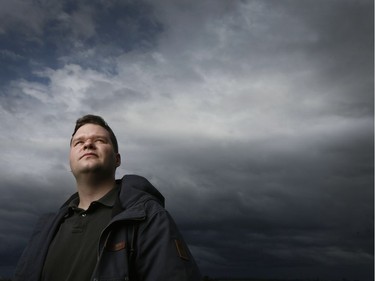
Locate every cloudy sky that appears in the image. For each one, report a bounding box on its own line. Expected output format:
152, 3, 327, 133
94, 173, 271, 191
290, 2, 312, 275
0, 0, 373, 280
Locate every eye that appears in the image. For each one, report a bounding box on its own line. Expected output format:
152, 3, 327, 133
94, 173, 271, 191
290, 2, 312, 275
74, 140, 84, 146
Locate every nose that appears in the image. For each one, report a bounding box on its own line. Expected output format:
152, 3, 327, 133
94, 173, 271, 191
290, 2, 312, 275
83, 139, 95, 149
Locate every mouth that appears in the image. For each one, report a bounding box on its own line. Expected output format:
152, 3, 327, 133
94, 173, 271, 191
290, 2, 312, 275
80, 153, 98, 159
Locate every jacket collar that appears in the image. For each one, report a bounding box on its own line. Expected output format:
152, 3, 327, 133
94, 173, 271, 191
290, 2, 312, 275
111, 174, 164, 221
60, 174, 164, 221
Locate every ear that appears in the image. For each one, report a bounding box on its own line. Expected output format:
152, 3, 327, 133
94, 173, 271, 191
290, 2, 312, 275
115, 153, 121, 168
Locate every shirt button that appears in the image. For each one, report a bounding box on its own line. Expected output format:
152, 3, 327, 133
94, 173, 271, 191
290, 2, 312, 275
81, 213, 87, 217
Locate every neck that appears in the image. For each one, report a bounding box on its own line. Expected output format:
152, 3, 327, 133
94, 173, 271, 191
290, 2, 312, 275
75, 173, 116, 210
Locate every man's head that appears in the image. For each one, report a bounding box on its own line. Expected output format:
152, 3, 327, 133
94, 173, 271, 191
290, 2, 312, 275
70, 115, 121, 179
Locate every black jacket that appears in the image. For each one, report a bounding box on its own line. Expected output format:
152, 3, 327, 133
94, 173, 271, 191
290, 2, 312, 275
14, 175, 202, 281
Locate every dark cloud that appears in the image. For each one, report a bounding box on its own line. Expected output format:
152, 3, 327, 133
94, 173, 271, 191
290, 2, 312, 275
0, 0, 163, 85
129, 115, 373, 279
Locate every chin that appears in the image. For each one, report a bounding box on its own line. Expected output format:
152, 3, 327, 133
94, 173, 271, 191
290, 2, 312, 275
79, 165, 115, 176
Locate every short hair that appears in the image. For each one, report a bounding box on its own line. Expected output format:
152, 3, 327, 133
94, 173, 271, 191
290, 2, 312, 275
71, 114, 119, 153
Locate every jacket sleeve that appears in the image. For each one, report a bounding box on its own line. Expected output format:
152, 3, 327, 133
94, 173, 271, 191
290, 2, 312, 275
13, 213, 57, 281
135, 204, 202, 281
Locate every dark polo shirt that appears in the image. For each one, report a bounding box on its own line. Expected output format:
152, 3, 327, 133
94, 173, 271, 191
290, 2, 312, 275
41, 186, 119, 281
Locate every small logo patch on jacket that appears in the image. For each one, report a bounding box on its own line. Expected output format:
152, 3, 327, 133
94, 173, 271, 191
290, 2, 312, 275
106, 241, 126, 251
174, 239, 189, 261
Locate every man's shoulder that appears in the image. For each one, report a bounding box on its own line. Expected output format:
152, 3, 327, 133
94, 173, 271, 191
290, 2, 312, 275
117, 174, 165, 208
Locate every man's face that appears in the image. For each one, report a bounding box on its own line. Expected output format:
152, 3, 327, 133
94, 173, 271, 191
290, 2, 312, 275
69, 124, 121, 178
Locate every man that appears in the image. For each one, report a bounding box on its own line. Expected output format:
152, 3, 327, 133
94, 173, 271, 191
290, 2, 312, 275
14, 114, 202, 281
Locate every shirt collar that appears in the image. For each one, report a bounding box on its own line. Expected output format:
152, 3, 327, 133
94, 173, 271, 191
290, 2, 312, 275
97, 185, 119, 207
68, 184, 119, 209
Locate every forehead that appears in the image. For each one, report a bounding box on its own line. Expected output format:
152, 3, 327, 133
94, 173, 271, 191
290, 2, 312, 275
72, 123, 110, 139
